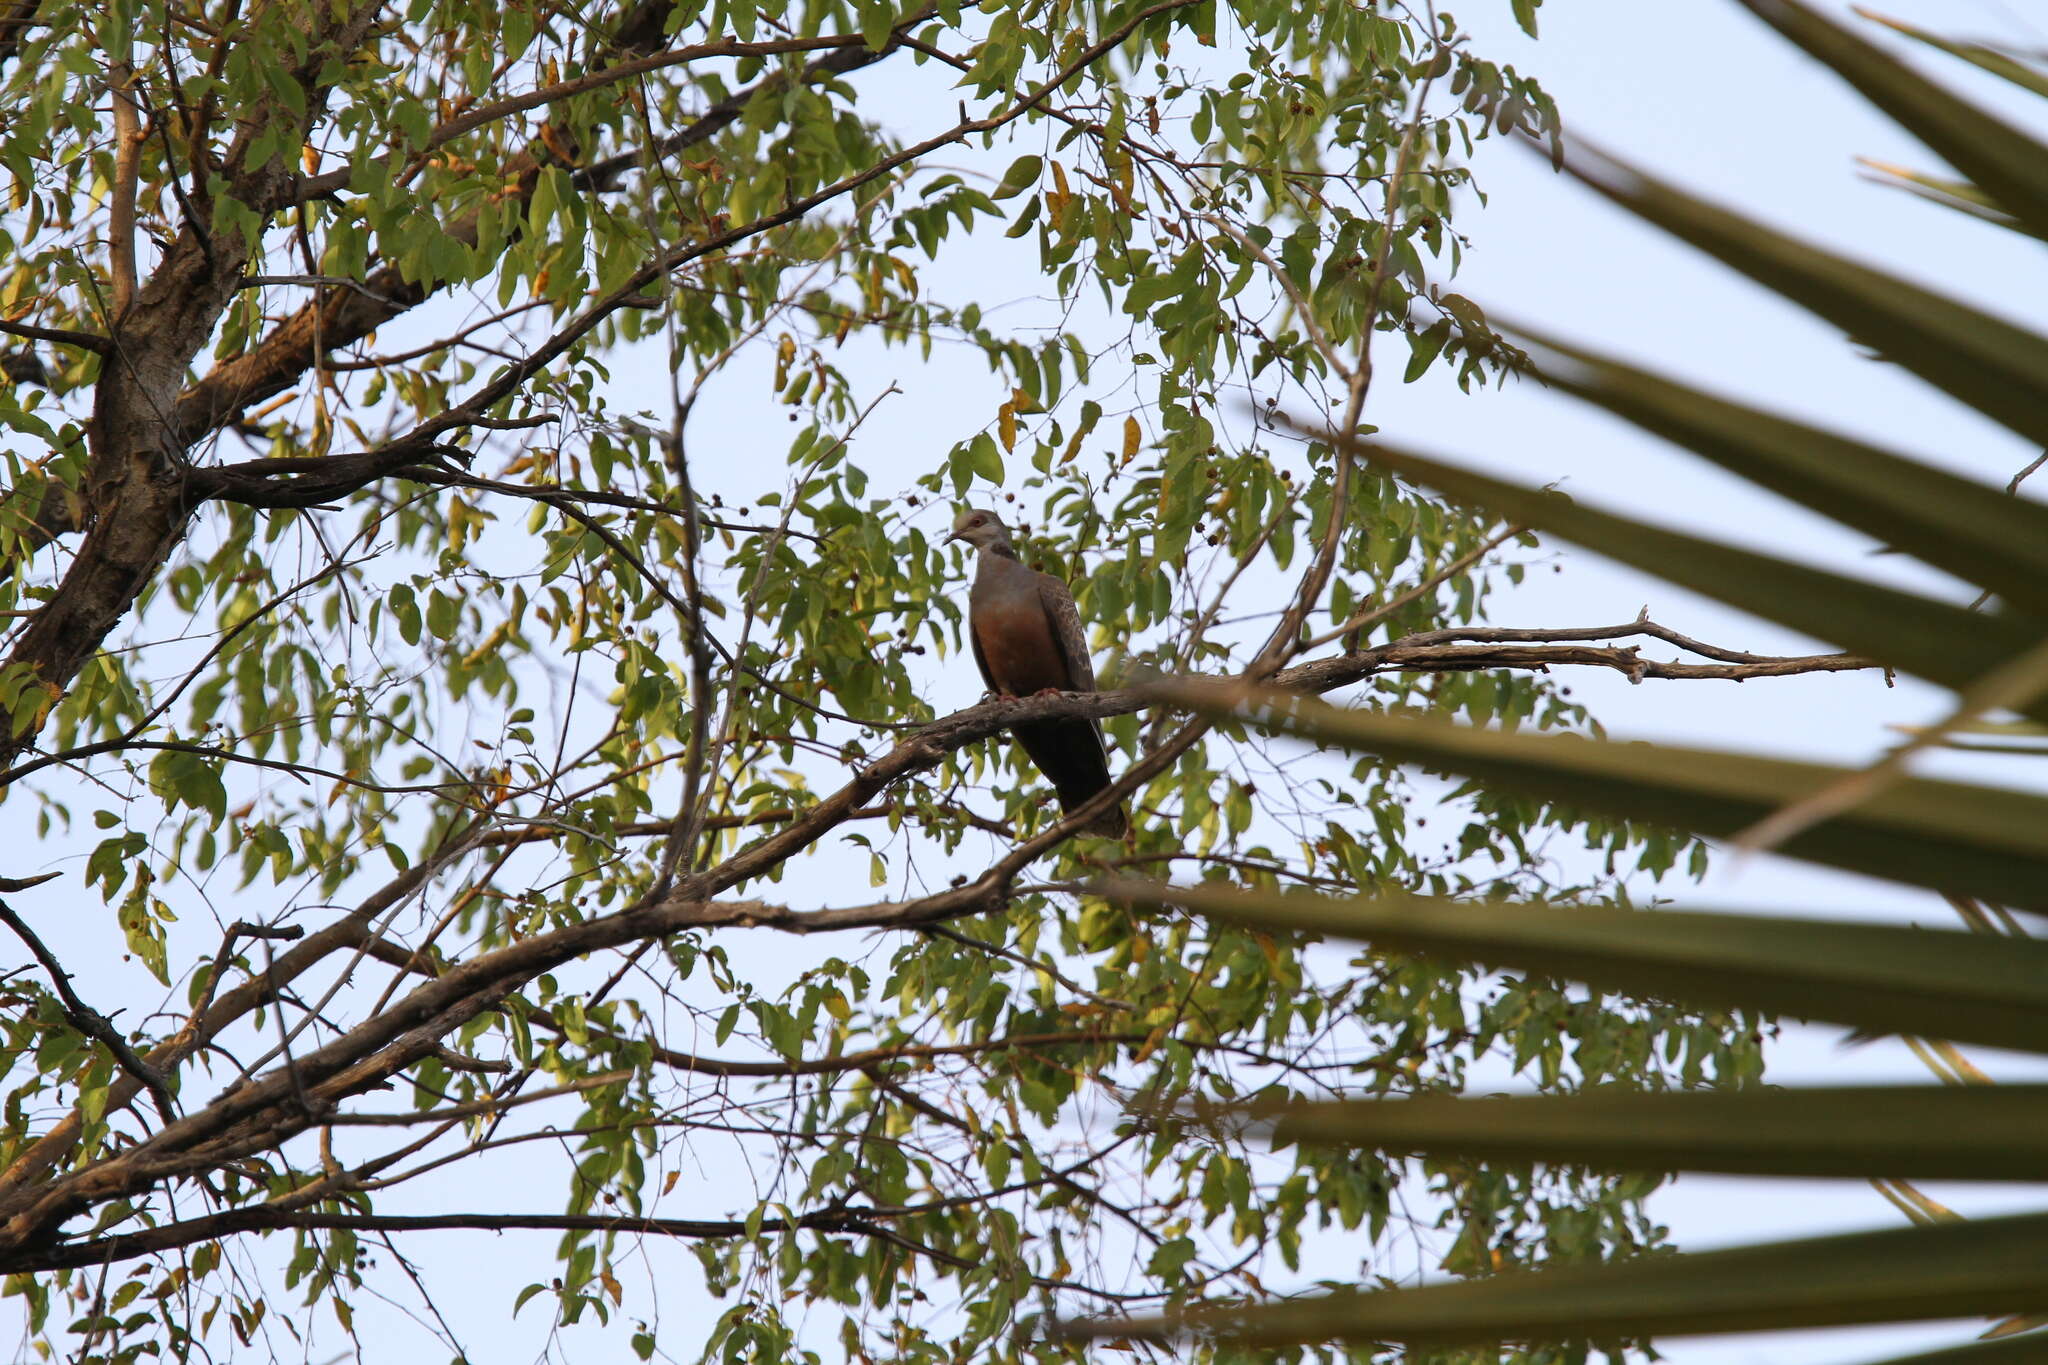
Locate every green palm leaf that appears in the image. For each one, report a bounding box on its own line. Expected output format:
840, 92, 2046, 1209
1320, 436, 2048, 713
1859, 9, 2048, 99
1107, 879, 2048, 1053
1738, 0, 2048, 239
1260, 1085, 2048, 1180
1168, 691, 2048, 910
1507, 325, 2048, 616
1858, 1331, 2048, 1365
1138, 5, 2048, 1359
1857, 158, 2044, 240
1081, 1211, 2048, 1348
1555, 138, 2048, 447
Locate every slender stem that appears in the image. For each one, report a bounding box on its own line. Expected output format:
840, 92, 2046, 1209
0, 898, 176, 1121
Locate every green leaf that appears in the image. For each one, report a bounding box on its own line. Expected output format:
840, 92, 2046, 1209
1261, 1084, 2048, 1179
991, 154, 1042, 200
1331, 436, 2048, 716
967, 431, 1003, 484
1510, 324, 2048, 617
260, 60, 308, 120
1087, 1211, 2048, 1347
858, 0, 893, 51
1146, 1236, 1198, 1282
1739, 0, 2048, 239
147, 749, 228, 825
1403, 318, 1452, 383
1106, 878, 2048, 1054
426, 588, 459, 641
1557, 137, 2048, 447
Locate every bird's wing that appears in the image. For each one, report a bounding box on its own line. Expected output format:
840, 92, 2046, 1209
1036, 569, 1095, 693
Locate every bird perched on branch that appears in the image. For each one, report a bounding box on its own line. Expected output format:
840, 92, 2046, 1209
948, 507, 1128, 837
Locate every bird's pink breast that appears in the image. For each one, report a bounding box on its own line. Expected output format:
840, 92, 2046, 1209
972, 606, 1067, 695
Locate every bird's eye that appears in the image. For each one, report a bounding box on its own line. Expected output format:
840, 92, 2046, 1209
970, 516, 985, 526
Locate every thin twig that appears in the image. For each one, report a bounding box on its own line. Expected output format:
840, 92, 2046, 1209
0, 898, 176, 1121
1304, 522, 1524, 651
1735, 633, 2048, 853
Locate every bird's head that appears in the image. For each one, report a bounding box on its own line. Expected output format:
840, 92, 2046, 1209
946, 508, 1013, 552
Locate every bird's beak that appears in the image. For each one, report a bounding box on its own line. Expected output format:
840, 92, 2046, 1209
945, 529, 965, 545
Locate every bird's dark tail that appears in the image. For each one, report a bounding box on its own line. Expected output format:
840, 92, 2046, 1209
1013, 719, 1128, 838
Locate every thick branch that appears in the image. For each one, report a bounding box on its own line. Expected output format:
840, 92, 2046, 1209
0, 0, 387, 769
0, 0, 40, 71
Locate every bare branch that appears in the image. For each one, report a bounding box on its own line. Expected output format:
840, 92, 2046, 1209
6, 1184, 1120, 1277
0, 827, 478, 1201
1304, 523, 1525, 652
0, 314, 111, 354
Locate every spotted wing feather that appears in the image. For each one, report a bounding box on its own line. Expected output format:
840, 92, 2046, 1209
1036, 571, 1096, 693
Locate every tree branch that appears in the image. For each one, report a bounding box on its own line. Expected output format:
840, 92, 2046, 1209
0, 0, 41, 72
4, 1203, 973, 1274
105, 54, 144, 322
423, 31, 885, 153
0, 314, 111, 354
0, 827, 479, 1202
670, 625, 1873, 914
